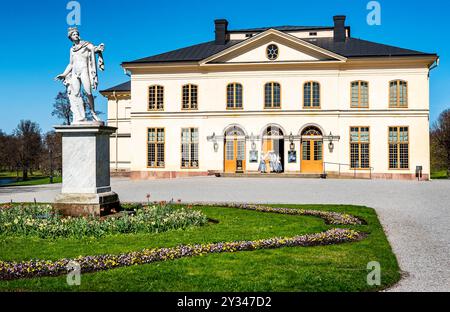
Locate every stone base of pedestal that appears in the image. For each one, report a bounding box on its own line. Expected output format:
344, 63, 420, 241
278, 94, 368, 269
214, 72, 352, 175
54, 124, 120, 217
54, 192, 120, 217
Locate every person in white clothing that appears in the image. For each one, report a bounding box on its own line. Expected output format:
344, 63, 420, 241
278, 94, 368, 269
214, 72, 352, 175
258, 152, 267, 173
268, 151, 277, 173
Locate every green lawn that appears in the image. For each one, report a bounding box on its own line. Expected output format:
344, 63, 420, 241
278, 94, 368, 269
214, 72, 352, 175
0, 171, 61, 187
0, 204, 400, 292
431, 169, 448, 179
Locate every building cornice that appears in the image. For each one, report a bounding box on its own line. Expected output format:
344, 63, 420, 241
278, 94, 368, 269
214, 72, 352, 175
122, 55, 436, 74
128, 109, 429, 119
100, 91, 131, 100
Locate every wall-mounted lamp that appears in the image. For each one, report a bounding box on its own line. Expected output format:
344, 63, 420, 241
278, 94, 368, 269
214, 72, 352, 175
250, 132, 257, 150
289, 132, 295, 151
211, 132, 219, 152
328, 131, 334, 152
328, 141, 334, 152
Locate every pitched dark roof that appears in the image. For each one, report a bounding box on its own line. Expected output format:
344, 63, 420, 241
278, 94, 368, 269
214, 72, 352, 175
304, 37, 436, 57
100, 81, 130, 93
123, 40, 241, 64
122, 26, 436, 65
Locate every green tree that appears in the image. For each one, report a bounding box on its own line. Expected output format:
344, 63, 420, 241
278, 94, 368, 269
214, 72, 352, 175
431, 109, 450, 178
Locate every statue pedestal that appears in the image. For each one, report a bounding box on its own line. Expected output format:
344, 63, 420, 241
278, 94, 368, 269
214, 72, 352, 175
54, 124, 120, 217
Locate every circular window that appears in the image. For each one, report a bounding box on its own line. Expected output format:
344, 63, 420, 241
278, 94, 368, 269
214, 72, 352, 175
266, 44, 279, 60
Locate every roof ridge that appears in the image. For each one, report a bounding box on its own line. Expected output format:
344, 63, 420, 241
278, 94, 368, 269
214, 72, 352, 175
229, 25, 333, 32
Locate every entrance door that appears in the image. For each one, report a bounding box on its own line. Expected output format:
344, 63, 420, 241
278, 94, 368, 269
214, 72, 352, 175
262, 126, 285, 173
224, 133, 246, 173
262, 139, 273, 171
301, 140, 323, 173
300, 126, 323, 173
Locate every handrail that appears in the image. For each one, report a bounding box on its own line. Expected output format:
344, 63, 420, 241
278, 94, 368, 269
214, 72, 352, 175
323, 162, 374, 179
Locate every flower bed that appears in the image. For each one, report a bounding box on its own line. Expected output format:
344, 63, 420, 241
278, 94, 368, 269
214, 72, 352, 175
0, 228, 364, 280
0, 204, 208, 238
189, 203, 365, 225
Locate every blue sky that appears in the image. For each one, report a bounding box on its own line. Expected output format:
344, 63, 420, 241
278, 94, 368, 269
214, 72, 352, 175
0, 0, 448, 133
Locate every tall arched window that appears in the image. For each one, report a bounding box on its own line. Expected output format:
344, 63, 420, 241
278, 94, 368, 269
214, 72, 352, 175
148, 85, 164, 110
304, 82, 320, 108
227, 83, 243, 109
264, 82, 281, 108
351, 81, 369, 108
182, 84, 198, 110
389, 80, 408, 108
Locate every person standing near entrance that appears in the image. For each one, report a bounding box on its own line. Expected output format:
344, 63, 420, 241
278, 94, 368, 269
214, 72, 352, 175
275, 154, 283, 173
268, 151, 277, 173
258, 152, 267, 173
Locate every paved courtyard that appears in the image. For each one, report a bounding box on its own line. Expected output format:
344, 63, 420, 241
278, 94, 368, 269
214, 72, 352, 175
1, 177, 449, 292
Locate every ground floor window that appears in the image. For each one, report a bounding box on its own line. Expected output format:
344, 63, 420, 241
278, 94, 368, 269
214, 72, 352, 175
181, 128, 199, 168
350, 127, 370, 169
147, 128, 165, 168
389, 126, 409, 169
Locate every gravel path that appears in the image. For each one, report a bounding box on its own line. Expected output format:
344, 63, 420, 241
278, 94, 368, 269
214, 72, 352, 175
1, 177, 449, 291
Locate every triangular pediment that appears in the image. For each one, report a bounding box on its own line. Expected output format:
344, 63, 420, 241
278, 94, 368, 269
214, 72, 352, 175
201, 29, 346, 65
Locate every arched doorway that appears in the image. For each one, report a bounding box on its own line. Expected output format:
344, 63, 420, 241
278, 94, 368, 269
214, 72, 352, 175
262, 126, 284, 173
224, 126, 246, 173
300, 126, 323, 173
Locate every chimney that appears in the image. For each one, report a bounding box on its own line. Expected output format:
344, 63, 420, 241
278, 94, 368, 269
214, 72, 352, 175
215, 19, 228, 45
333, 15, 346, 42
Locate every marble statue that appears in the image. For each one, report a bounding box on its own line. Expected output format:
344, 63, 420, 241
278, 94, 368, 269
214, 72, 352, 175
55, 27, 105, 124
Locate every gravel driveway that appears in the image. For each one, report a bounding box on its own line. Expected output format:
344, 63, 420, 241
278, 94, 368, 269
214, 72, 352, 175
1, 177, 449, 292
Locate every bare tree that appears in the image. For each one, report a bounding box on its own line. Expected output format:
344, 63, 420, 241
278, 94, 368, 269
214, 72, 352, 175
52, 90, 102, 125
13, 120, 43, 180
41, 131, 62, 180
431, 109, 450, 177
0, 130, 6, 170
52, 91, 72, 125
0, 131, 20, 175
